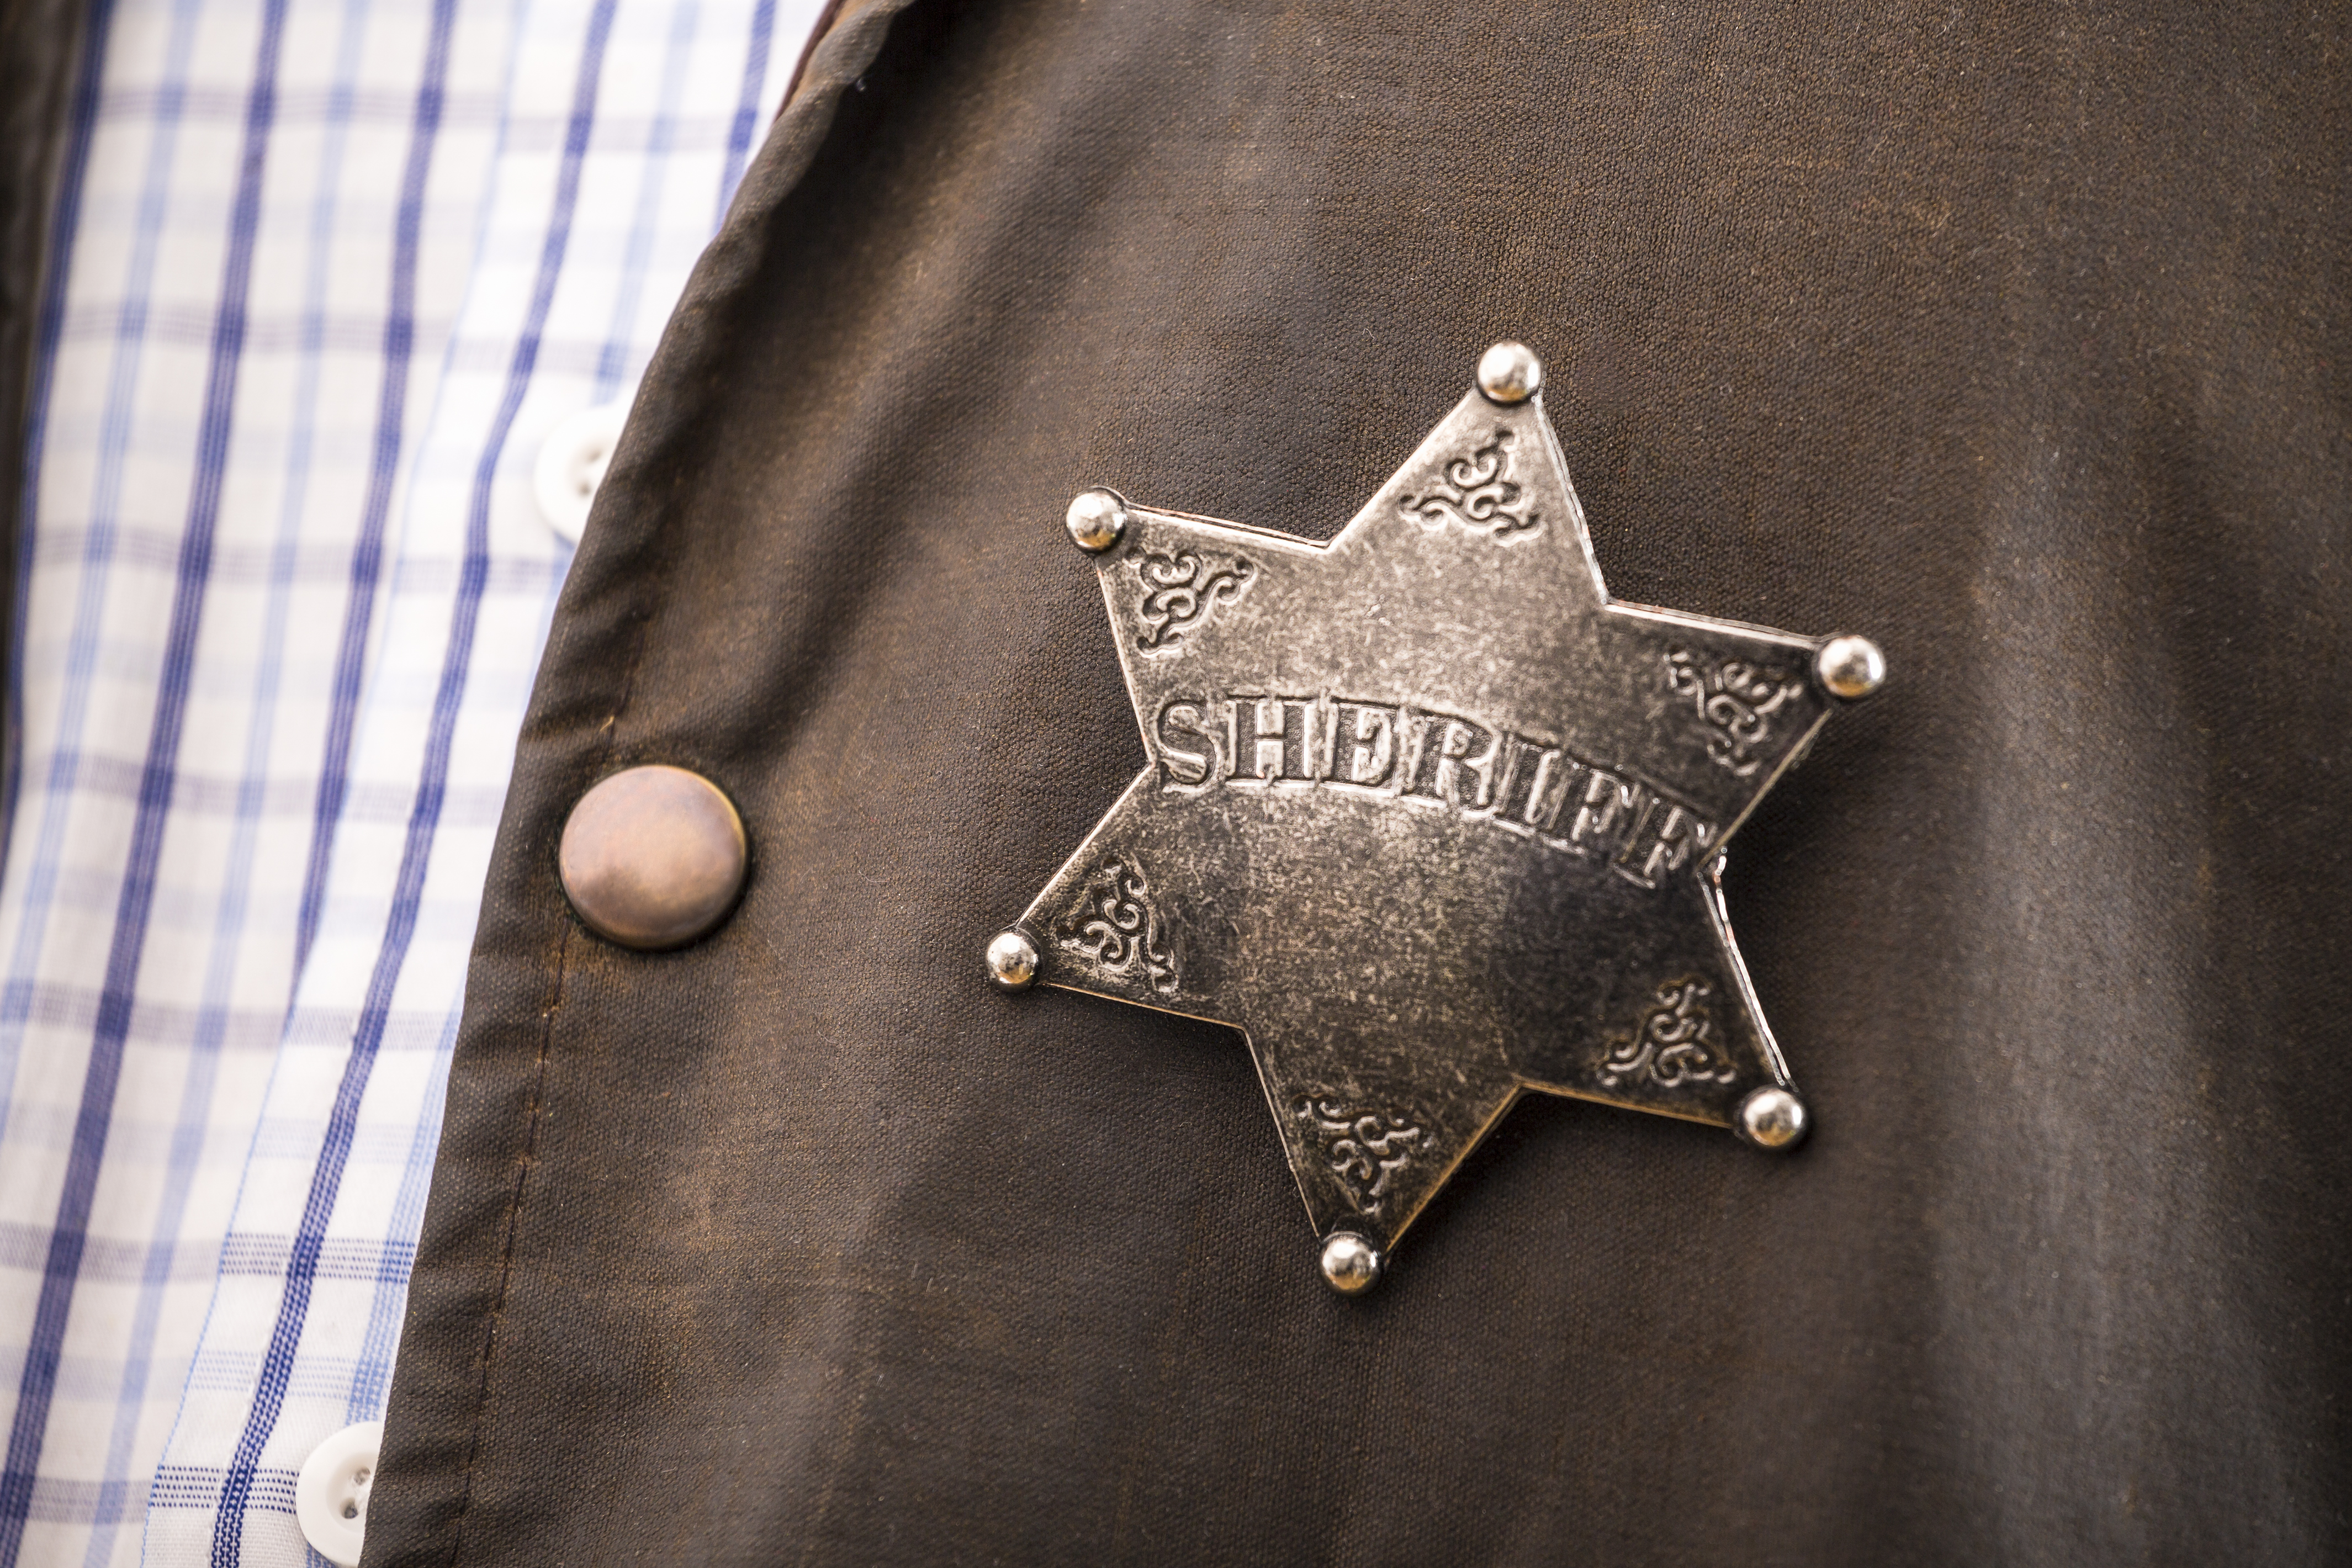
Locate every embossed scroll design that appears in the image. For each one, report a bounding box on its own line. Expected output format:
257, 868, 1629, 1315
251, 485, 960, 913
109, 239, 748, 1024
1398, 427, 1541, 539
1134, 548, 1257, 651
1054, 856, 1179, 995
1597, 977, 1739, 1090
1291, 1095, 1430, 1215
1665, 647, 1805, 777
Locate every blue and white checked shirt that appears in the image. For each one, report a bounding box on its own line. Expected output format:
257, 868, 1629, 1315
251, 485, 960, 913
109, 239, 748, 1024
0, 0, 825, 1560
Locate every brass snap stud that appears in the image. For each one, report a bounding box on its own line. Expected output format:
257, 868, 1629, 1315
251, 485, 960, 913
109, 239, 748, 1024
558, 764, 747, 949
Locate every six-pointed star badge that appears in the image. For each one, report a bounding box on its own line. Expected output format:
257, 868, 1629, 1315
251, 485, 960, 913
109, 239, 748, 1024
987, 342, 1885, 1294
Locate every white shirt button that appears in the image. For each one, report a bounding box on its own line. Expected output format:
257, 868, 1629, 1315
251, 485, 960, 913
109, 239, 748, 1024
533, 401, 629, 544
295, 1419, 384, 1568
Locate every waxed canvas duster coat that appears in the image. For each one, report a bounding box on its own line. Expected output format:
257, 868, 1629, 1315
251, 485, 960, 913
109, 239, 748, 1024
4, 1, 2348, 1564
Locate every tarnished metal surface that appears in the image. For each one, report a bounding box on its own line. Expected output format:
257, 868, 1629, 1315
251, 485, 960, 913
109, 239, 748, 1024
1000, 346, 1882, 1278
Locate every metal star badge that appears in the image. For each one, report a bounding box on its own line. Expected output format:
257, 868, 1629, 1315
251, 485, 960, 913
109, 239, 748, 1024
986, 342, 1885, 1294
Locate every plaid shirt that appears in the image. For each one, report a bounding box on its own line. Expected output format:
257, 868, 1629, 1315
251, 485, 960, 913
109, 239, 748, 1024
0, 0, 820, 1560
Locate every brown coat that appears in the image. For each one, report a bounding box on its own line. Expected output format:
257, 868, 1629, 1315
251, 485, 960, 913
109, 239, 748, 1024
17, 0, 2340, 1562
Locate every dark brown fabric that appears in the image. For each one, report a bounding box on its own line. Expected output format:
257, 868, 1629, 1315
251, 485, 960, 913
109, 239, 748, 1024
778, 0, 855, 108
0, 0, 97, 845
370, 2, 2352, 1562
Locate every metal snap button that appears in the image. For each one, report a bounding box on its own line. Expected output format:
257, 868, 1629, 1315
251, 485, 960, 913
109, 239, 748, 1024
559, 765, 747, 949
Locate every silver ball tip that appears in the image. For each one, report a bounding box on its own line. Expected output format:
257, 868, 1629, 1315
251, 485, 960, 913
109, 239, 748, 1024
984, 928, 1040, 992
1736, 1085, 1810, 1151
1318, 1232, 1385, 1295
1476, 341, 1543, 405
1815, 634, 1887, 701
1065, 488, 1128, 553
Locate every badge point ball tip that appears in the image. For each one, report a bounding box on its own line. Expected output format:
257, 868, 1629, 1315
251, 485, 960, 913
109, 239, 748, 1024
1815, 633, 1888, 701
1476, 340, 1543, 405
1066, 488, 1127, 553
1736, 1085, 1810, 1151
1318, 1232, 1384, 1295
984, 928, 1040, 991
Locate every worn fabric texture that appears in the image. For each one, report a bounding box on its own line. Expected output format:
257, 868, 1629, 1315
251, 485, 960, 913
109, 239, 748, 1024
368, 1, 2350, 1562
